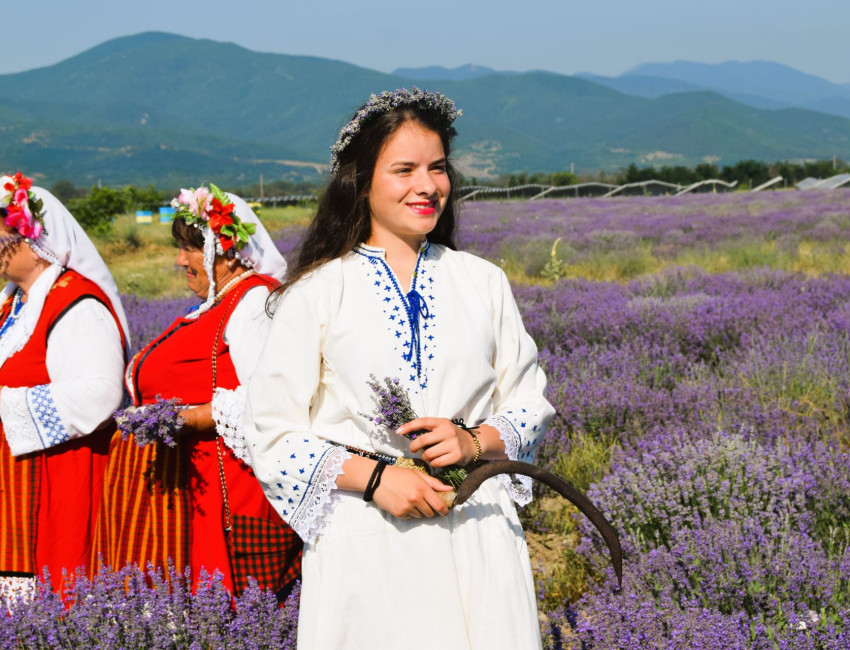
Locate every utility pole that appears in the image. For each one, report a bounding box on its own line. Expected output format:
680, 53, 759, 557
260, 174, 264, 199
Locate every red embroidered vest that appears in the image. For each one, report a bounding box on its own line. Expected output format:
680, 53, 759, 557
0, 269, 125, 578
128, 273, 275, 405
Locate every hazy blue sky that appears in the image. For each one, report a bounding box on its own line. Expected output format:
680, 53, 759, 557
6, 0, 849, 83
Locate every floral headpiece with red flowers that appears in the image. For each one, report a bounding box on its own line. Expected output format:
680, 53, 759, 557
0, 172, 46, 239
171, 183, 255, 256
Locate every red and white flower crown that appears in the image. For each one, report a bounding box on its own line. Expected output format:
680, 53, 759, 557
171, 183, 256, 255
0, 172, 46, 239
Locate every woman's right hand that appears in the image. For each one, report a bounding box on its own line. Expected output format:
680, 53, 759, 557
371, 464, 453, 519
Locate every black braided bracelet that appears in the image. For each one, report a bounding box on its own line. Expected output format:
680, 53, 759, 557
452, 418, 482, 464
363, 460, 388, 502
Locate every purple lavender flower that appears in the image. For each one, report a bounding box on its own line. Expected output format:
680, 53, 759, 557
361, 375, 473, 489
0, 563, 299, 648
113, 395, 184, 447
361, 374, 421, 438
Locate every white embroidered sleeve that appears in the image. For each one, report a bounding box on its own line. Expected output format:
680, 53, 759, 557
484, 413, 533, 506
225, 287, 272, 385
262, 444, 350, 542
245, 261, 350, 542
486, 268, 556, 506
212, 386, 250, 465
0, 385, 65, 456
2, 299, 123, 456
45, 298, 125, 440
216, 287, 273, 467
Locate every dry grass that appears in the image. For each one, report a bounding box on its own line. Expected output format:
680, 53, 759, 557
92, 204, 314, 297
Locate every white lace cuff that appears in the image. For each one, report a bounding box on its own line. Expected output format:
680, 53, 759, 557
1, 385, 63, 456
289, 446, 350, 543
212, 386, 250, 466
0, 575, 36, 608
483, 414, 533, 506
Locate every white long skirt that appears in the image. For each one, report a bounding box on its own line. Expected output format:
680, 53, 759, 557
298, 479, 542, 650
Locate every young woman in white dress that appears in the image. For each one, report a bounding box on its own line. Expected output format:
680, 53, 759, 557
244, 89, 555, 649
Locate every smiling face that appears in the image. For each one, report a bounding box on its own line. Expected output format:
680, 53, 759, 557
174, 238, 241, 300
365, 121, 451, 249
175, 244, 209, 299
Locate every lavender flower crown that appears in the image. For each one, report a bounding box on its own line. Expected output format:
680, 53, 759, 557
329, 87, 462, 174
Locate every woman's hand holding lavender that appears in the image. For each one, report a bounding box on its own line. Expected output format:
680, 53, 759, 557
400, 417, 478, 467
113, 395, 185, 447
361, 375, 479, 491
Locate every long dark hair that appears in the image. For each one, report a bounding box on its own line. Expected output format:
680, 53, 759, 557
276, 104, 460, 297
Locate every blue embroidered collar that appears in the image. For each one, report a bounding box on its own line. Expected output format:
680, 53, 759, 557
354, 240, 435, 387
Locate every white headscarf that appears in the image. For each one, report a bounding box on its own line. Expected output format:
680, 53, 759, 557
194, 193, 287, 316
0, 187, 131, 367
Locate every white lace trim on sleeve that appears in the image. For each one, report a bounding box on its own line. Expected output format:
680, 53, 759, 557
483, 414, 533, 506
289, 446, 350, 543
212, 386, 250, 466
0, 386, 46, 456
0, 575, 36, 606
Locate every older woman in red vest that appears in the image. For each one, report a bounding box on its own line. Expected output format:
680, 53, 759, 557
94, 185, 301, 600
0, 173, 128, 599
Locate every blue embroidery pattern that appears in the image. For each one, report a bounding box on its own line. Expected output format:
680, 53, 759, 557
354, 243, 437, 392
265, 432, 340, 537
27, 384, 69, 449
491, 410, 540, 464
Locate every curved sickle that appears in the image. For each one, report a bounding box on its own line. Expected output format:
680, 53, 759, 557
455, 460, 622, 590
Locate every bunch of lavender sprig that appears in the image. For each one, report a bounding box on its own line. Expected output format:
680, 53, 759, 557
361, 375, 421, 438
361, 375, 471, 489
114, 395, 184, 448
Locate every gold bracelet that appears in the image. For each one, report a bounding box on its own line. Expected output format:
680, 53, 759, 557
451, 418, 482, 464
468, 430, 482, 463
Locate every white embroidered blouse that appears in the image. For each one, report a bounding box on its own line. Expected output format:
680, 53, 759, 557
211, 285, 273, 464
245, 243, 555, 542
0, 268, 125, 456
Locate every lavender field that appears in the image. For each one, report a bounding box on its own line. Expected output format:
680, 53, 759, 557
499, 192, 850, 648
519, 269, 850, 648
460, 191, 850, 282
7, 192, 848, 648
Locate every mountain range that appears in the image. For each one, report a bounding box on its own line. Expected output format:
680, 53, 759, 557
1, 32, 849, 188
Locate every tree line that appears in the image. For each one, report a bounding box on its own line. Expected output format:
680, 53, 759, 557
619, 158, 847, 189
483, 158, 847, 189
48, 179, 313, 237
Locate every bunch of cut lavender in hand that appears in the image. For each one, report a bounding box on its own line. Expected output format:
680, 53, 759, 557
360, 375, 472, 490
114, 395, 184, 447
360, 375, 423, 439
